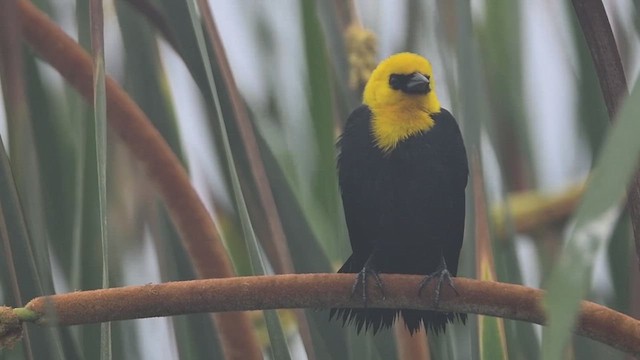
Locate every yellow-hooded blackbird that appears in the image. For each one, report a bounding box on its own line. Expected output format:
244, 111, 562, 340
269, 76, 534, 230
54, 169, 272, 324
330, 52, 468, 334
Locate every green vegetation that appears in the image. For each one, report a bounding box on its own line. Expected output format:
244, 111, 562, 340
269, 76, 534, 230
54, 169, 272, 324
1, 1, 638, 359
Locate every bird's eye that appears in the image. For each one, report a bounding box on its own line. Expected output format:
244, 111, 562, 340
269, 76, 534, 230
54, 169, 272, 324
389, 74, 402, 90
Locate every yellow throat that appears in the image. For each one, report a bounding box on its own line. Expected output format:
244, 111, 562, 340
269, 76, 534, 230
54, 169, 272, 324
363, 53, 441, 152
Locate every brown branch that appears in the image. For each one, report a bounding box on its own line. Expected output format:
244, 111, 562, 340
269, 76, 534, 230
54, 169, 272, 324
16, 1, 260, 358
1, 274, 637, 356
571, 0, 640, 271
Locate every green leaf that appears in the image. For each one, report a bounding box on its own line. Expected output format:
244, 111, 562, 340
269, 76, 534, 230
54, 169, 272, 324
23, 44, 85, 360
87, 0, 111, 357
542, 82, 640, 359
477, 0, 534, 191
490, 192, 541, 359
115, 0, 185, 162
183, 1, 292, 357
0, 5, 71, 357
300, 0, 348, 261
607, 211, 631, 313
478, 315, 508, 360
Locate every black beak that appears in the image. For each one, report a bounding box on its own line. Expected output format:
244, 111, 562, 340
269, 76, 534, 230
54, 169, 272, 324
405, 73, 430, 94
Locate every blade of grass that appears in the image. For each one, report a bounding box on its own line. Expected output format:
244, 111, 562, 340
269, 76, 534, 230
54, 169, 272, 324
77, 110, 105, 359
23, 45, 77, 286
300, 0, 344, 261
372, 332, 399, 360
571, 0, 640, 273
150, 0, 210, 97
184, 0, 278, 358
471, 154, 509, 360
258, 135, 354, 359
0, 1, 71, 357
315, 0, 359, 115
346, 330, 384, 360
30, 0, 238, 282
23, 44, 86, 360
477, 0, 533, 191
150, 206, 224, 359
607, 212, 632, 312
0, 2, 35, 358
121, 0, 181, 57
114, 3, 223, 357
571, 0, 628, 117
571, 7, 609, 155
199, 1, 322, 357
88, 1, 111, 358
146, 1, 243, 260
492, 239, 541, 358
452, 0, 492, 357
17, 2, 259, 358
600, 212, 634, 360
115, 0, 185, 162
73, 3, 111, 357
0, 147, 33, 359
68, 0, 90, 304
542, 82, 640, 359
23, 6, 87, 360
486, 162, 543, 357
224, 175, 292, 359
130, 0, 290, 284
0, 0, 46, 304
198, 0, 297, 282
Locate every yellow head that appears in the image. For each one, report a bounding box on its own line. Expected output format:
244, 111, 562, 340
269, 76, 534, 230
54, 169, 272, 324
363, 52, 441, 152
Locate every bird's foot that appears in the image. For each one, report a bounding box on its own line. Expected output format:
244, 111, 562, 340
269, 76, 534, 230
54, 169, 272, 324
417, 258, 459, 308
351, 264, 386, 307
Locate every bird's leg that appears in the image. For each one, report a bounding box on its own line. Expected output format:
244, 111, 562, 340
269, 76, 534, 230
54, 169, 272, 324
350, 255, 386, 307
417, 256, 459, 308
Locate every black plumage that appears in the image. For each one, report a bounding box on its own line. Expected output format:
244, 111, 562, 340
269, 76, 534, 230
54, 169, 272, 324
330, 104, 469, 335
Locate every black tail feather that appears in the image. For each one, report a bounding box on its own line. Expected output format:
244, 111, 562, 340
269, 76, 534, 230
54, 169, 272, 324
329, 307, 398, 334
329, 307, 466, 335
329, 255, 467, 335
400, 309, 467, 335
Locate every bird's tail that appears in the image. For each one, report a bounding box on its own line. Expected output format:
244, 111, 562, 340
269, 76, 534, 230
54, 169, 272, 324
329, 255, 467, 335
399, 309, 467, 335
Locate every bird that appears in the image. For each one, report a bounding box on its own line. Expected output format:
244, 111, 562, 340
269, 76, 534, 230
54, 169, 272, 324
330, 52, 468, 335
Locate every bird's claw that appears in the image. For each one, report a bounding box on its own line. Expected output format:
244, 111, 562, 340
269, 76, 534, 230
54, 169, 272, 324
351, 266, 386, 307
418, 260, 459, 308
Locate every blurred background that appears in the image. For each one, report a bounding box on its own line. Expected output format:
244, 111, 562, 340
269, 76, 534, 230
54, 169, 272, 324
1, 0, 639, 359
